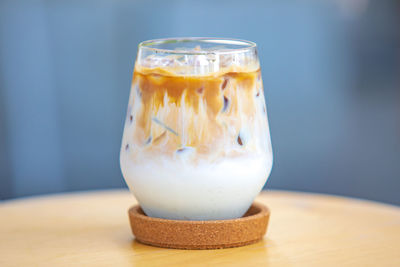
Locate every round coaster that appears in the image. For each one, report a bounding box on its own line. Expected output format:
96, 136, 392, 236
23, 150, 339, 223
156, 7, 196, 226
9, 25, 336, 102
128, 202, 270, 249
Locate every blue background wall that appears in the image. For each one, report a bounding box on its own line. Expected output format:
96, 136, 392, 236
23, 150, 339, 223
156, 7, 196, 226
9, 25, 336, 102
1, 0, 399, 204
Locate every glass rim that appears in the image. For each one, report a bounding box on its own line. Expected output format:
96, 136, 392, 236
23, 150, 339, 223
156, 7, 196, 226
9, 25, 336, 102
138, 37, 257, 55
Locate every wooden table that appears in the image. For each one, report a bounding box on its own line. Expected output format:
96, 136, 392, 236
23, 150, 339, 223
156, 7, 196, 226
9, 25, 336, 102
1, 190, 399, 266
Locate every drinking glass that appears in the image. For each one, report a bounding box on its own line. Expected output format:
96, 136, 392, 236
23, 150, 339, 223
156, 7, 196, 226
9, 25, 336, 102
120, 38, 273, 220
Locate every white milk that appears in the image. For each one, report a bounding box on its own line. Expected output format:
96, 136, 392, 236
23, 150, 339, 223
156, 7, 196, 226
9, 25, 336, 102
120, 153, 272, 220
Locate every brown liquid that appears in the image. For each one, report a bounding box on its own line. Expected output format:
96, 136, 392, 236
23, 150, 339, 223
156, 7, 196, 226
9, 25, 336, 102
127, 66, 264, 158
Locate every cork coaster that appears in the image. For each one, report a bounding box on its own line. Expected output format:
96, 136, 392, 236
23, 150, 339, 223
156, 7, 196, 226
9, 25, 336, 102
128, 202, 270, 249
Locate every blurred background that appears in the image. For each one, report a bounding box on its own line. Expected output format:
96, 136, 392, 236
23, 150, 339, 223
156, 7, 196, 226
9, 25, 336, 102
0, 0, 399, 205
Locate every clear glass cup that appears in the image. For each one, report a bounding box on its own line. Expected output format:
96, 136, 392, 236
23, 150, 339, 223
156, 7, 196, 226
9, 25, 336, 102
120, 38, 273, 220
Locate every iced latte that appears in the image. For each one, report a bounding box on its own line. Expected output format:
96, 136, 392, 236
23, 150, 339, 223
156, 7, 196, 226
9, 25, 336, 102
120, 38, 273, 220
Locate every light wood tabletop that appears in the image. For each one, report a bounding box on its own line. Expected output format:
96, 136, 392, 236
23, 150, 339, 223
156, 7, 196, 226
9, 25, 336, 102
1, 190, 399, 266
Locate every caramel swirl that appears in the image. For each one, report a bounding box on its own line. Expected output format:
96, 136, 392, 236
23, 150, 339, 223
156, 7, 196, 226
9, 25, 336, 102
123, 66, 267, 161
